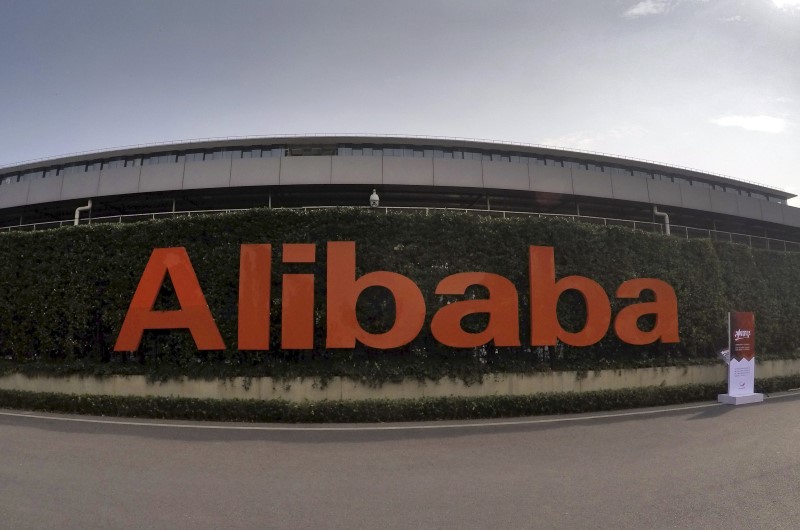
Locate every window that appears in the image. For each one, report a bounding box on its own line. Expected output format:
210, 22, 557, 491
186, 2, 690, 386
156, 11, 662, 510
242, 148, 262, 158
143, 153, 175, 165
61, 164, 86, 175
20, 170, 43, 181
103, 159, 125, 170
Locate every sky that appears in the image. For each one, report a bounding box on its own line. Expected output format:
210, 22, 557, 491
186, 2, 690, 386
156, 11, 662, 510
0, 0, 798, 201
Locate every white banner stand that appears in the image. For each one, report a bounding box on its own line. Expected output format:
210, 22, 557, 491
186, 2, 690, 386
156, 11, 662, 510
718, 312, 763, 405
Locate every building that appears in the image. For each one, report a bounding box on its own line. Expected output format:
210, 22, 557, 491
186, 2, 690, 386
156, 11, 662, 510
0, 135, 796, 248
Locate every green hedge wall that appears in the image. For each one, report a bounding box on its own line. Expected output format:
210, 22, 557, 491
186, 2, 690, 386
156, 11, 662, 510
0, 208, 798, 381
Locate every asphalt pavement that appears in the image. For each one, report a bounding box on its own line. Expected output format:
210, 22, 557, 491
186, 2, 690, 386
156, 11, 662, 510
2, 393, 799, 529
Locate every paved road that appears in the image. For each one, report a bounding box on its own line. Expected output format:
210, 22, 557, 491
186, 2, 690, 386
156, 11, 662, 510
1, 394, 799, 529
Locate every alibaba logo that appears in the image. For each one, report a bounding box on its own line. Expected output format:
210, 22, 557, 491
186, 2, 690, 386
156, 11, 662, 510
114, 243, 681, 352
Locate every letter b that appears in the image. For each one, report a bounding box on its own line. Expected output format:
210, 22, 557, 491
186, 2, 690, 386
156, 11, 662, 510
326, 242, 425, 349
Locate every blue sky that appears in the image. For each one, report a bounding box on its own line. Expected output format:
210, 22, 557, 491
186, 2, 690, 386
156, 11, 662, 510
1, 0, 798, 201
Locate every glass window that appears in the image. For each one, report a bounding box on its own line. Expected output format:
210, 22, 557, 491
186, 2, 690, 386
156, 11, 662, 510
45, 168, 58, 178
1, 174, 16, 185
61, 164, 86, 175
20, 170, 42, 181
125, 157, 141, 167
210, 149, 233, 160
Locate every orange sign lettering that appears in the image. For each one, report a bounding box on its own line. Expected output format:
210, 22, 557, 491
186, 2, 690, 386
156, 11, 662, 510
114, 243, 680, 352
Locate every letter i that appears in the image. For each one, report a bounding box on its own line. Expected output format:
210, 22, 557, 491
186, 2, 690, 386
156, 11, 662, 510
281, 244, 316, 349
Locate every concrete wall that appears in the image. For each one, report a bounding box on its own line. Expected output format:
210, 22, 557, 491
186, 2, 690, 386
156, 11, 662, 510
2, 359, 798, 403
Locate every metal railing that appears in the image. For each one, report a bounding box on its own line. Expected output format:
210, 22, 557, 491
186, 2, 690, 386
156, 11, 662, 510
3, 205, 799, 252
0, 133, 784, 192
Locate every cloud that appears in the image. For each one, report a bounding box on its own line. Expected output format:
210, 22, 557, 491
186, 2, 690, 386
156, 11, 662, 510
541, 126, 645, 150
710, 115, 787, 134
771, 0, 800, 9
721, 15, 744, 22
623, 0, 671, 18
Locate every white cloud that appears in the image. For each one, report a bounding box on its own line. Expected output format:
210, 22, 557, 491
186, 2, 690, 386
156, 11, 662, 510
722, 15, 744, 22
710, 115, 787, 134
623, 0, 671, 18
542, 126, 645, 150
771, 0, 800, 9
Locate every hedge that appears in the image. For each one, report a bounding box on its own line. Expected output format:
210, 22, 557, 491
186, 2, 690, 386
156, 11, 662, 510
0, 208, 798, 383
1, 374, 798, 422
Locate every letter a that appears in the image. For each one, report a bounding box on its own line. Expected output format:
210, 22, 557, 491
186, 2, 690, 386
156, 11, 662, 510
614, 279, 679, 345
114, 247, 225, 351
431, 273, 520, 348
529, 246, 611, 347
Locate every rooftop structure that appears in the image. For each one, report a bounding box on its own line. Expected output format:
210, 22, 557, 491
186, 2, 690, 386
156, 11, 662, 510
0, 135, 796, 244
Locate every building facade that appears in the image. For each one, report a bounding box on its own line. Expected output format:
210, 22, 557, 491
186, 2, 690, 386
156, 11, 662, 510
0, 135, 796, 245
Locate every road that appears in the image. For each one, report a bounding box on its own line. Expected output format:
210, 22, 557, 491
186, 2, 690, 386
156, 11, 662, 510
1, 394, 799, 529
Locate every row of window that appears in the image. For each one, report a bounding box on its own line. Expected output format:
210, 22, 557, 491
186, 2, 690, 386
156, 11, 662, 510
0, 144, 785, 203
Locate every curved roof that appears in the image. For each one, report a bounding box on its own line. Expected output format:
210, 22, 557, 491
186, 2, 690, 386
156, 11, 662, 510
0, 135, 792, 199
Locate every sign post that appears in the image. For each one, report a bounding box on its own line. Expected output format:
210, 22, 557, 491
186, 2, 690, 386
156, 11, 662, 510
718, 312, 764, 405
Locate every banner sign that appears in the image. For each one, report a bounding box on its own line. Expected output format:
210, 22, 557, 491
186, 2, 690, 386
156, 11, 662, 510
727, 312, 755, 396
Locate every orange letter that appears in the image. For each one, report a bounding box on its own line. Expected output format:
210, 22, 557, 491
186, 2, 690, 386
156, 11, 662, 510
281, 243, 316, 349
326, 241, 425, 349
529, 246, 611, 347
431, 273, 520, 347
614, 279, 679, 345
115, 247, 225, 351
238, 244, 271, 350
